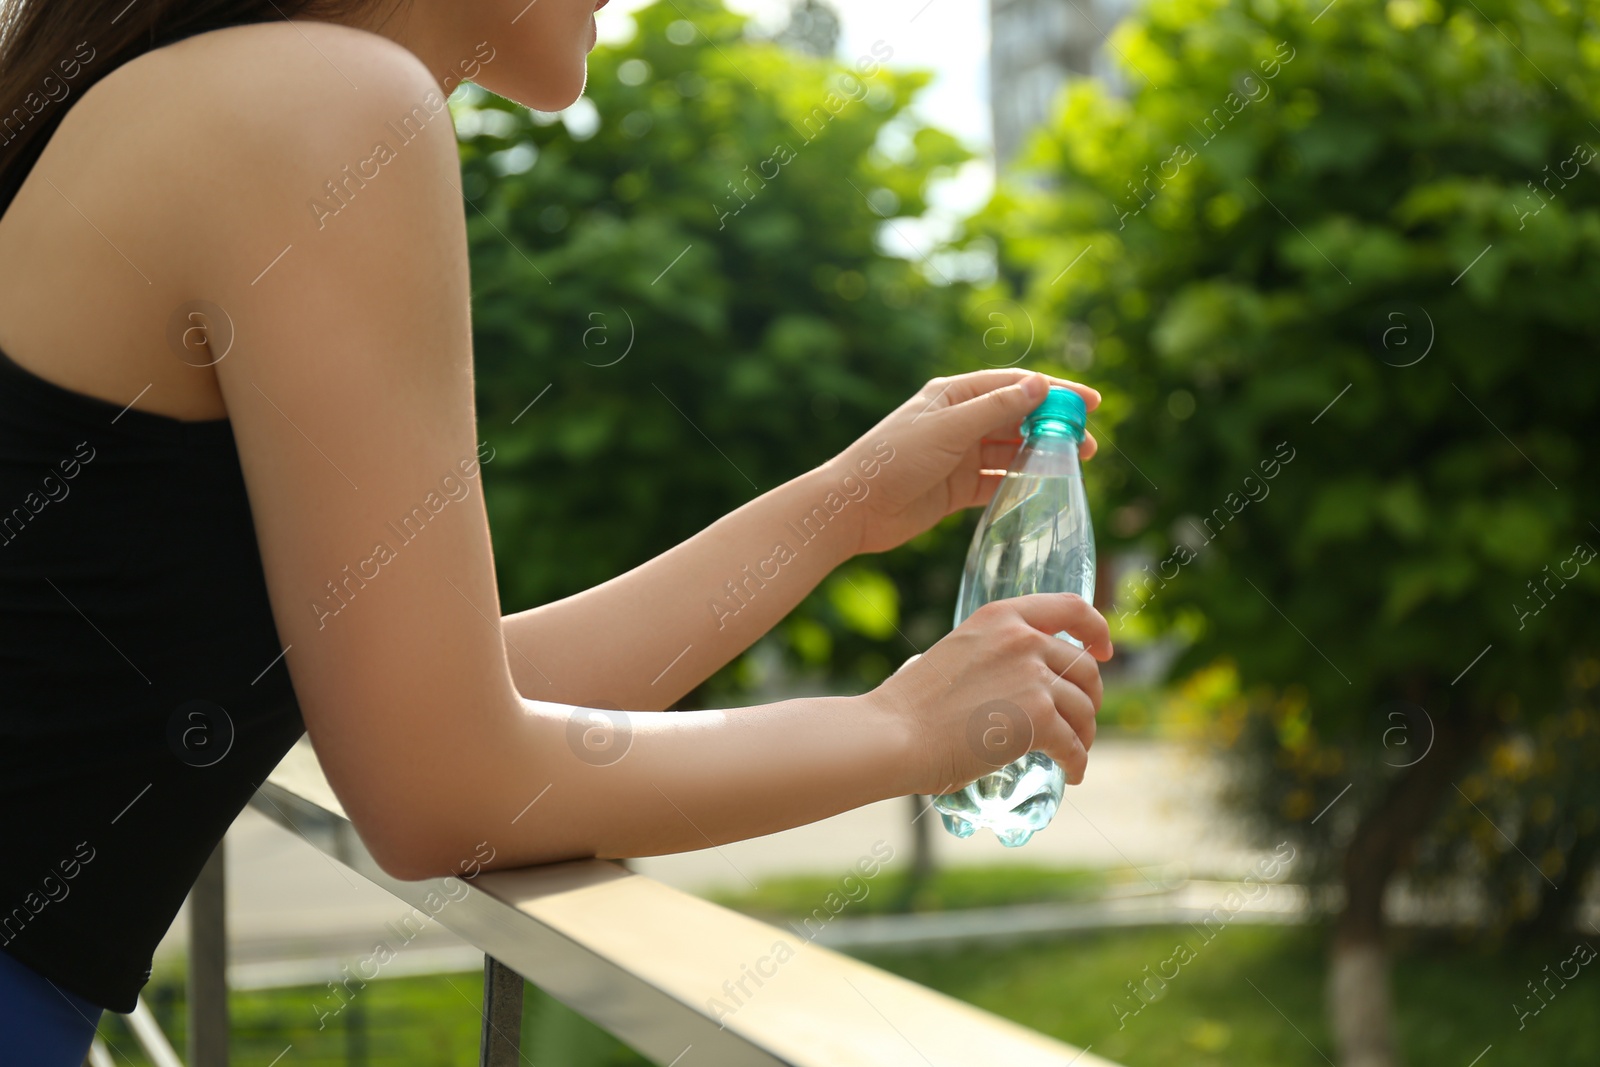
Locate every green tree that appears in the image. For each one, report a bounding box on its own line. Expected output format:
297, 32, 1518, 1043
455, 0, 975, 706
977, 0, 1600, 1062
1413, 657, 1600, 939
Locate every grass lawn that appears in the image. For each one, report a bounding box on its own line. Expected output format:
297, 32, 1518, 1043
705, 861, 1114, 917
96, 972, 649, 1067
860, 924, 1598, 1067
97, 865, 1598, 1065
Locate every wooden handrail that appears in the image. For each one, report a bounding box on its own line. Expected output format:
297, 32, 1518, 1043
250, 739, 1119, 1067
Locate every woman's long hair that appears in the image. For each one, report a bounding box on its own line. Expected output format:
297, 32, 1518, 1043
0, 0, 402, 209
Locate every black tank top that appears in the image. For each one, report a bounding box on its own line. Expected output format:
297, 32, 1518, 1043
0, 22, 305, 1012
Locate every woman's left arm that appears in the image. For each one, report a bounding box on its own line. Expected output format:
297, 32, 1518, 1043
500, 369, 1099, 709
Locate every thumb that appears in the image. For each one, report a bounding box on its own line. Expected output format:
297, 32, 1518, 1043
939, 373, 1049, 440
890, 653, 923, 676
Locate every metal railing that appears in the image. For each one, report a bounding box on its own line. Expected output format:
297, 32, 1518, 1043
176, 738, 1122, 1067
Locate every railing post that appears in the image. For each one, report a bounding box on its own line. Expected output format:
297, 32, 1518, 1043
187, 838, 229, 1066
479, 955, 524, 1067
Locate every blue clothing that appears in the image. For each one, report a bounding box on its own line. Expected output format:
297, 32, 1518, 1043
0, 946, 102, 1066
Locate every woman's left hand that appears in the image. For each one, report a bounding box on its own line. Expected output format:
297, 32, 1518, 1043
825, 370, 1101, 556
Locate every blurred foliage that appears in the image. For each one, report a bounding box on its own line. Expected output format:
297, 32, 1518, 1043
1203, 652, 1600, 927
455, 0, 985, 704
1413, 655, 1600, 934
981, 0, 1600, 714
974, 0, 1600, 917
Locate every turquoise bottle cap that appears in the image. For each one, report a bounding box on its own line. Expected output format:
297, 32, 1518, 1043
1021, 385, 1087, 441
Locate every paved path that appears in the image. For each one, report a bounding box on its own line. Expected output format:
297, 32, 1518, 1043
153, 737, 1257, 984
630, 736, 1253, 891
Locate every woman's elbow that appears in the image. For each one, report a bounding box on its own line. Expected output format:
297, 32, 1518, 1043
348, 802, 478, 881
361, 829, 459, 882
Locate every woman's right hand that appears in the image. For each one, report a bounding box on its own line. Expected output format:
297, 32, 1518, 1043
869, 593, 1113, 797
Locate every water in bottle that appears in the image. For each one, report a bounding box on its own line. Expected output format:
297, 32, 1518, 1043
932, 385, 1097, 847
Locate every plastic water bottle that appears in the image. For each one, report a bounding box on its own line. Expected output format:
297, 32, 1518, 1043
932, 386, 1097, 847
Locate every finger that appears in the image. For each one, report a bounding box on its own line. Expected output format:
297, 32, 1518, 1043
984, 427, 1095, 458
1048, 672, 1098, 752
939, 373, 1050, 442
932, 369, 1102, 411
971, 470, 1005, 509
946, 440, 991, 510
1044, 376, 1101, 411
1038, 633, 1104, 712
982, 426, 1095, 463
1033, 706, 1089, 785
979, 439, 1023, 469
1006, 593, 1113, 661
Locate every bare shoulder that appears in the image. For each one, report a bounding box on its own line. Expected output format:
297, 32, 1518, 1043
9, 18, 462, 290
41, 18, 468, 323
0, 19, 462, 416
100, 20, 456, 221
113, 18, 442, 129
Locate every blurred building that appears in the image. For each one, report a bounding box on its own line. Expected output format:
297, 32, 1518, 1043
990, 0, 1138, 165
776, 0, 842, 58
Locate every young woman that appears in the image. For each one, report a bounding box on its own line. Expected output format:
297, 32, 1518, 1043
0, 0, 1112, 1059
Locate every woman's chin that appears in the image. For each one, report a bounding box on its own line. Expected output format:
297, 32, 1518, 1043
545, 75, 588, 113
493, 65, 588, 114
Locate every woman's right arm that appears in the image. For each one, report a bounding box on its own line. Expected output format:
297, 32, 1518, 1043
146, 24, 1109, 879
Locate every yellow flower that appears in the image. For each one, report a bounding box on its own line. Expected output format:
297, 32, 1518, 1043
1283, 789, 1314, 821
